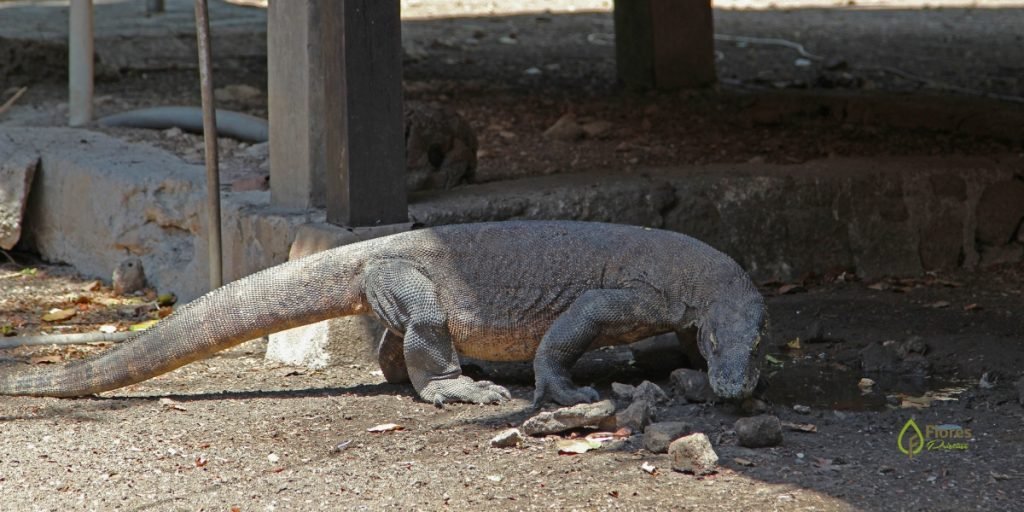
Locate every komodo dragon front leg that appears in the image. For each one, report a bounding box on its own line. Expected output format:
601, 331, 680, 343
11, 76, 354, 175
533, 289, 672, 406
364, 261, 511, 405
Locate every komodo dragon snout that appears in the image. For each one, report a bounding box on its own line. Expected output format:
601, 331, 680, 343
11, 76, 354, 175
698, 296, 769, 401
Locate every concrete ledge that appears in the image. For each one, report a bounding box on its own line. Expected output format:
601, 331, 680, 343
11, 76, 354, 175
11, 126, 1024, 300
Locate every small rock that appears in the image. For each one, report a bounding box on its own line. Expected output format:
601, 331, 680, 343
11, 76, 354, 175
244, 141, 269, 159
231, 175, 270, 192
162, 127, 184, 138
671, 369, 716, 402
581, 120, 613, 138
735, 415, 783, 448
669, 433, 719, 475
522, 400, 616, 436
543, 113, 584, 141
860, 342, 929, 375
0, 152, 38, 250
792, 404, 811, 415
611, 382, 636, 401
643, 421, 692, 454
490, 428, 524, 449
616, 400, 654, 431
632, 381, 669, 404
112, 256, 147, 296
1015, 376, 1024, 406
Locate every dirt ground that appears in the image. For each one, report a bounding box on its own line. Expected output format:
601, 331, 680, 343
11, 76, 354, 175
2, 259, 1023, 511
2, 0, 1024, 511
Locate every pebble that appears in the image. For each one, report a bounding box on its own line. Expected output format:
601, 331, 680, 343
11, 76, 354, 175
671, 369, 716, 402
669, 433, 718, 475
632, 381, 669, 404
490, 428, 524, 449
735, 415, 783, 448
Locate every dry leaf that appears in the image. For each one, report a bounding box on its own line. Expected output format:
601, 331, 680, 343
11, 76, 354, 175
367, 423, 403, 433
99, 324, 118, 334
858, 378, 875, 392
786, 338, 802, 350
733, 457, 755, 467
195, 456, 208, 467
129, 319, 159, 331
867, 282, 890, 291
41, 308, 77, 322
926, 301, 950, 309
556, 439, 600, 454
963, 303, 981, 311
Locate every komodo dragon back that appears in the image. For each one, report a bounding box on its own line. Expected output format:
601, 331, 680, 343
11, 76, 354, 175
0, 221, 768, 405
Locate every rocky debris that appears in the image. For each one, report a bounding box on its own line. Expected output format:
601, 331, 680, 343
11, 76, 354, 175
522, 400, 616, 436
405, 102, 478, 192
616, 400, 654, 431
792, 404, 812, 415
860, 339, 929, 375
112, 256, 147, 296
643, 421, 692, 454
671, 369, 716, 402
735, 415, 784, 448
669, 433, 719, 475
543, 113, 584, 141
611, 382, 636, 401
741, 398, 771, 415
1015, 376, 1024, 406
0, 152, 38, 250
632, 381, 669, 404
975, 180, 1024, 245
490, 428, 524, 449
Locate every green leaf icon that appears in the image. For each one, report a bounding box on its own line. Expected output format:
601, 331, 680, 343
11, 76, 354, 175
897, 418, 925, 458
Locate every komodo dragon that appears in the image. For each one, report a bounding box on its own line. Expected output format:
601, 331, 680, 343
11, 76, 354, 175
0, 221, 768, 406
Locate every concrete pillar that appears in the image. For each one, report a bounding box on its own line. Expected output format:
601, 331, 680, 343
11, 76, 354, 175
267, 0, 407, 227
614, 0, 716, 89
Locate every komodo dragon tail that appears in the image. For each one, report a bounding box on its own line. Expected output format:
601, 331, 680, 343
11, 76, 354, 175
0, 247, 369, 397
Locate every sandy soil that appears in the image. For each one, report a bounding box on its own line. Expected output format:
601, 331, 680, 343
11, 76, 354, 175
1, 260, 1023, 511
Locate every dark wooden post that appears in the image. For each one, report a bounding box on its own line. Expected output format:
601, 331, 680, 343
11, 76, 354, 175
614, 0, 716, 89
267, 0, 407, 227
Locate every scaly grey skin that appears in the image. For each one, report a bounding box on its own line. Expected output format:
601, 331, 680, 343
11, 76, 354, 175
0, 221, 768, 406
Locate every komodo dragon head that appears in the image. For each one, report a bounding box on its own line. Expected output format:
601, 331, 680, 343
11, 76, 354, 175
697, 294, 768, 401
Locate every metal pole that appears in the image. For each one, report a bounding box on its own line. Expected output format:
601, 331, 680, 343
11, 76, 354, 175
68, 0, 94, 126
194, 0, 223, 289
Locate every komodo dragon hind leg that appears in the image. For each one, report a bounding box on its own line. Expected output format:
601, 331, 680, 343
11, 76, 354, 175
533, 289, 668, 407
364, 261, 511, 405
377, 330, 409, 384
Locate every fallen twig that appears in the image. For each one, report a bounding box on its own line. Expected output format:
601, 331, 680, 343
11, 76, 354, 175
0, 86, 27, 117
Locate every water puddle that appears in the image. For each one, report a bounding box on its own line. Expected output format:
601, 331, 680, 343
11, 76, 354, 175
762, 361, 963, 412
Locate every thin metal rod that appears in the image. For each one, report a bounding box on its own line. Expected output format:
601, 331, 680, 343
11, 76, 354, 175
68, 0, 94, 126
194, 0, 223, 289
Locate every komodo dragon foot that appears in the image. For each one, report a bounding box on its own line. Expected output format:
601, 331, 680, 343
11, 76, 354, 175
419, 376, 511, 405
